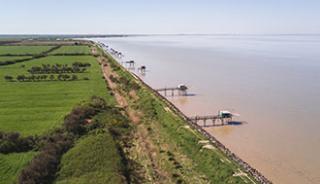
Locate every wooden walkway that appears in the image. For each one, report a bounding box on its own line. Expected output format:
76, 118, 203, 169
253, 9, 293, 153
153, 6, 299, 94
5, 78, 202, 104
156, 87, 187, 96
188, 115, 232, 127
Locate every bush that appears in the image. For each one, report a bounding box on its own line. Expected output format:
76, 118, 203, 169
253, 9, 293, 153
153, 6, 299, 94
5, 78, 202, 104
4, 75, 14, 81
19, 133, 73, 184
63, 104, 98, 135
90, 96, 107, 110
0, 132, 36, 154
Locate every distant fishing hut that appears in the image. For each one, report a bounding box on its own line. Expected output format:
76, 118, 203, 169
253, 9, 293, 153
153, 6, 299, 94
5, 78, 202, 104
125, 60, 135, 67
138, 65, 146, 73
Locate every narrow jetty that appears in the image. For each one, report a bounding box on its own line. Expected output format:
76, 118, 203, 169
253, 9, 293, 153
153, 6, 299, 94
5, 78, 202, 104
156, 84, 188, 96
189, 110, 234, 127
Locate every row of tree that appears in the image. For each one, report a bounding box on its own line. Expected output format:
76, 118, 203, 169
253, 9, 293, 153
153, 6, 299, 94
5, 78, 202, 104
0, 132, 36, 154
27, 62, 91, 74
4, 74, 90, 82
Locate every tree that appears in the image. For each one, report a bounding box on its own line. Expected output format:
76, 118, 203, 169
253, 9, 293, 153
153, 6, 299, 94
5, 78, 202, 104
49, 75, 55, 81
4, 75, 14, 81
71, 75, 78, 81
63, 75, 71, 81
17, 75, 26, 82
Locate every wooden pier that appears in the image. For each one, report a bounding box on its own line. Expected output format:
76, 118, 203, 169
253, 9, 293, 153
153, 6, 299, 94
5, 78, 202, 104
189, 111, 235, 127
156, 84, 188, 96
188, 115, 232, 127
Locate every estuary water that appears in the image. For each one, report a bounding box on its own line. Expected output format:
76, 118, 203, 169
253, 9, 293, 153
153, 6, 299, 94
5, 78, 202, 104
95, 35, 320, 184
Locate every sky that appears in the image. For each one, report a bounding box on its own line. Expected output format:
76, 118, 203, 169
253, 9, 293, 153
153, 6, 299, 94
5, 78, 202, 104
0, 0, 319, 34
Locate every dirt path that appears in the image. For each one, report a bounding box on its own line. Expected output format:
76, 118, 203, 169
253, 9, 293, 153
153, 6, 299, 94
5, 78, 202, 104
99, 57, 172, 183
101, 61, 128, 108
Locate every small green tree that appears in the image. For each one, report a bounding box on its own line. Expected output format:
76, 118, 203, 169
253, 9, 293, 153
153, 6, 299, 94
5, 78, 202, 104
49, 75, 55, 81
4, 75, 14, 81
71, 75, 78, 81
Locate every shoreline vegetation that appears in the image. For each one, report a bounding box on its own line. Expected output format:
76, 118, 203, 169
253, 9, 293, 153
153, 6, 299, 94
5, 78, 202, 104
96, 41, 272, 184
0, 39, 270, 184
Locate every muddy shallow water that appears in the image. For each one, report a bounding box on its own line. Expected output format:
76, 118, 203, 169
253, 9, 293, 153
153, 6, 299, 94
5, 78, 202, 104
95, 35, 320, 184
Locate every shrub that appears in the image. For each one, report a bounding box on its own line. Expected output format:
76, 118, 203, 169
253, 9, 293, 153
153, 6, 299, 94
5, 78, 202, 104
4, 75, 14, 81
0, 132, 36, 154
63, 105, 96, 135
19, 133, 73, 184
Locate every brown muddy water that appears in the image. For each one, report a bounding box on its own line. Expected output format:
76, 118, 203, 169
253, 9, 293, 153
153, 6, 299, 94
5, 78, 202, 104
94, 35, 320, 184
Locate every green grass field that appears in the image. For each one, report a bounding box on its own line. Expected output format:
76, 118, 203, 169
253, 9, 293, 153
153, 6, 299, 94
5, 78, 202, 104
55, 132, 124, 184
0, 46, 54, 55
0, 55, 111, 136
50, 46, 91, 55
0, 152, 37, 184
0, 44, 115, 184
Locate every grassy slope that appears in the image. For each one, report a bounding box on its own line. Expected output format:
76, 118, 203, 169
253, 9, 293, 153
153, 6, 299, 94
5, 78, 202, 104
0, 55, 110, 136
55, 98, 133, 184
106, 53, 255, 183
0, 46, 54, 55
55, 132, 124, 184
50, 46, 91, 55
0, 152, 36, 184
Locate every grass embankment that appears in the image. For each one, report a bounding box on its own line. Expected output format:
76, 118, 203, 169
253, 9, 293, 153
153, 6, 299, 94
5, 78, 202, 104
55, 133, 123, 184
100, 48, 256, 183
0, 43, 115, 184
55, 110, 131, 184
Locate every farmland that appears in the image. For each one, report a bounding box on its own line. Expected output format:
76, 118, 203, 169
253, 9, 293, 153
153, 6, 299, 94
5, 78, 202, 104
50, 46, 91, 55
0, 42, 114, 183
0, 55, 109, 135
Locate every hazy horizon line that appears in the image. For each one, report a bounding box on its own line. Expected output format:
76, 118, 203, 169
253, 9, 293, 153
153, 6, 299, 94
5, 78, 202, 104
1, 33, 320, 37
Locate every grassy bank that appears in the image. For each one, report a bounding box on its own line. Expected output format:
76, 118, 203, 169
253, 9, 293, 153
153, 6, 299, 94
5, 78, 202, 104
55, 108, 131, 184
98, 46, 256, 183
